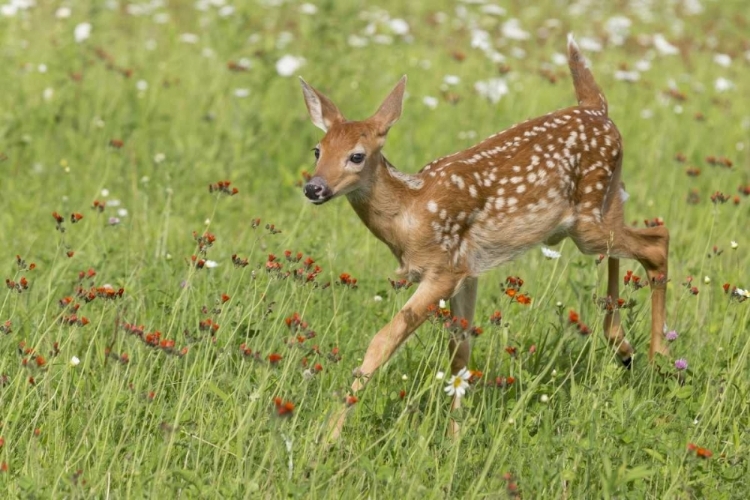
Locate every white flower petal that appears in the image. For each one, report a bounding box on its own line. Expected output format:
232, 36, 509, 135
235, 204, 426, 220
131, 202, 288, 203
275, 55, 305, 77
74, 23, 92, 43
541, 247, 561, 259
422, 96, 438, 109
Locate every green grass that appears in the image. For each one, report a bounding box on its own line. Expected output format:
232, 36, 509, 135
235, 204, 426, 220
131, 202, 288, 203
1, 1, 749, 498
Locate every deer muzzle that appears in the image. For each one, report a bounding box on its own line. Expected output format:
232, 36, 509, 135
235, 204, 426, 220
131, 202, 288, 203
303, 177, 333, 204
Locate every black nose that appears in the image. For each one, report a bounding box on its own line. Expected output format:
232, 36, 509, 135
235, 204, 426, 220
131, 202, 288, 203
304, 183, 323, 200
303, 178, 332, 203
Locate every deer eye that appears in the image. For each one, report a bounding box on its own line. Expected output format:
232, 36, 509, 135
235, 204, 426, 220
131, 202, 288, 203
312, 147, 320, 160
349, 153, 365, 164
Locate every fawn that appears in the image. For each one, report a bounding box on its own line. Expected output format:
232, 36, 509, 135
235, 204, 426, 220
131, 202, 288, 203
300, 35, 669, 439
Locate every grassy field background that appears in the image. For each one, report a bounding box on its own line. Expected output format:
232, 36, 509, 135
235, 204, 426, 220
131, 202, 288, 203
1, 0, 748, 497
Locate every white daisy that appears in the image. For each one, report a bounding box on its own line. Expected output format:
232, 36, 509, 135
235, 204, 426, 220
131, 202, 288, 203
444, 367, 471, 398
541, 247, 561, 259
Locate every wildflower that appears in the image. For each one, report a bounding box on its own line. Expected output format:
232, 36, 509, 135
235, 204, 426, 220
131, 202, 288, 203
687, 443, 712, 459
710, 191, 728, 204
714, 77, 734, 92
74, 22, 92, 43
268, 353, 282, 364
541, 247, 561, 259
108, 217, 120, 225
703, 276, 711, 284
515, 294, 532, 305
675, 358, 688, 370
345, 395, 358, 407
474, 78, 508, 104
732, 288, 749, 302
494, 376, 515, 388
388, 278, 412, 290
489, 310, 503, 325
338, 273, 358, 288
275, 55, 305, 77
540, 394, 549, 403
444, 367, 471, 398
208, 180, 238, 196
665, 330, 678, 341
231, 254, 249, 267
436, 371, 445, 381
568, 310, 579, 324
422, 96, 438, 109
731, 240, 738, 249
274, 397, 295, 416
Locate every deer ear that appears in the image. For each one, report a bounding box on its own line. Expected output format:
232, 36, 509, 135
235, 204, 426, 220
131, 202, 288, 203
299, 78, 345, 132
371, 76, 407, 135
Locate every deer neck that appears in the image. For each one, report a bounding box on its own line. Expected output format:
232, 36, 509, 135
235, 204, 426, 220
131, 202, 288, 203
346, 155, 422, 259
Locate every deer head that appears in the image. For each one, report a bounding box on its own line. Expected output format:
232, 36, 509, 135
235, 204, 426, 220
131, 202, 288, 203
299, 77, 406, 204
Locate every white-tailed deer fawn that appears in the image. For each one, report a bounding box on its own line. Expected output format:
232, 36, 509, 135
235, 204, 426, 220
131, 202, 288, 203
300, 35, 669, 439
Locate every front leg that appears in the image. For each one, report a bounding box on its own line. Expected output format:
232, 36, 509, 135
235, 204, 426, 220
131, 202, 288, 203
326, 274, 464, 441
447, 276, 478, 437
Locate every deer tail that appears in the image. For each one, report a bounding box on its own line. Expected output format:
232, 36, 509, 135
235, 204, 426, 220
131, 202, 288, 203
567, 33, 608, 114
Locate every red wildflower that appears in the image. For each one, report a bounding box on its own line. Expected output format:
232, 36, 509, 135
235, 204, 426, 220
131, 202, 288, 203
268, 353, 282, 364
489, 310, 503, 325
338, 273, 358, 288
515, 294, 532, 305
345, 395, 359, 407
274, 397, 295, 416
568, 310, 579, 324
687, 443, 712, 459
231, 254, 249, 267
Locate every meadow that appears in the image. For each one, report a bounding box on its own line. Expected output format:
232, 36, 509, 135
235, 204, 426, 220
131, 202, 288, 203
0, 0, 748, 497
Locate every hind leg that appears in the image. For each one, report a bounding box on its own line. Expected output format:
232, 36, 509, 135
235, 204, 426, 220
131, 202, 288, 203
573, 221, 669, 362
